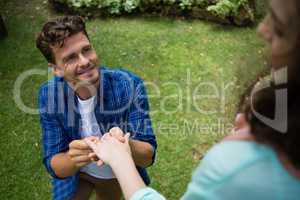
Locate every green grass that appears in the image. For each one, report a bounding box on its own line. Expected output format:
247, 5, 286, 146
0, 0, 266, 199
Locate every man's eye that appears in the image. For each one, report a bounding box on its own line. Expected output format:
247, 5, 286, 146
83, 47, 92, 53
65, 55, 77, 63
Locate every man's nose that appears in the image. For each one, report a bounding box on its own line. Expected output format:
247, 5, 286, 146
78, 53, 89, 67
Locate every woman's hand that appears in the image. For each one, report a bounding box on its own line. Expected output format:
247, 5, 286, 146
86, 132, 147, 200
109, 127, 126, 143
86, 127, 127, 164
85, 132, 131, 167
86, 132, 148, 200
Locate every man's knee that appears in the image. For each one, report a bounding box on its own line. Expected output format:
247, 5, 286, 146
94, 178, 122, 200
71, 173, 94, 200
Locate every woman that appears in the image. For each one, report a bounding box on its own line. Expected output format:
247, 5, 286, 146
85, 0, 300, 199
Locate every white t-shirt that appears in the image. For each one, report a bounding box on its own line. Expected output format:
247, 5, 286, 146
77, 95, 115, 179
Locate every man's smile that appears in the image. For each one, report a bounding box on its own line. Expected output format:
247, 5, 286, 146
77, 65, 97, 78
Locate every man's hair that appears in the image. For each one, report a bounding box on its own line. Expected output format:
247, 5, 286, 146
36, 16, 88, 63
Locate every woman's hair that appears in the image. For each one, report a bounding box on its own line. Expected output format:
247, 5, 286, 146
240, 0, 300, 169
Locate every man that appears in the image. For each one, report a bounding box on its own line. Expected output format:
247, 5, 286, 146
36, 16, 157, 200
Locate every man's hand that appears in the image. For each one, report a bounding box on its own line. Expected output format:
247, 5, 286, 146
67, 136, 99, 169
87, 127, 154, 168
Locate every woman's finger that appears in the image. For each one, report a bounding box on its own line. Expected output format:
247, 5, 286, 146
124, 133, 130, 145
118, 136, 126, 143
109, 127, 123, 136
101, 132, 111, 141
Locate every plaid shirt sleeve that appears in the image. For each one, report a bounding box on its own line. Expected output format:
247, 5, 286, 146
127, 77, 157, 164
38, 83, 70, 179
38, 83, 80, 200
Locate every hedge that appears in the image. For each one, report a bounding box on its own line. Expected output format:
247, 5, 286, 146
49, 0, 257, 26
0, 15, 7, 39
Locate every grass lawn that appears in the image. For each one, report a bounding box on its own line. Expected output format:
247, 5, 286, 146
0, 0, 267, 199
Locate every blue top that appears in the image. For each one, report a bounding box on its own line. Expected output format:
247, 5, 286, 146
131, 141, 300, 200
38, 66, 157, 200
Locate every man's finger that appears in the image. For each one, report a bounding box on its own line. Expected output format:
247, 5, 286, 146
69, 140, 90, 150
88, 152, 99, 161
72, 155, 91, 163
86, 135, 100, 142
76, 161, 90, 168
68, 149, 92, 157
88, 152, 96, 158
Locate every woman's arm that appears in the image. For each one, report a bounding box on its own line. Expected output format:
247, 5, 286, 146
109, 151, 147, 199
85, 134, 165, 200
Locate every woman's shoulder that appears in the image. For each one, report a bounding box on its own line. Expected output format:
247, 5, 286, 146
182, 141, 277, 199
192, 140, 275, 185
204, 140, 273, 167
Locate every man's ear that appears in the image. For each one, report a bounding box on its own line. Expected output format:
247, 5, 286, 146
48, 63, 64, 77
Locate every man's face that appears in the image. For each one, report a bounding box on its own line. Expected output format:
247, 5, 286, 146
50, 32, 100, 90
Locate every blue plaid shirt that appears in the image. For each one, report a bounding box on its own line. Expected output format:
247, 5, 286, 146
38, 66, 157, 200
